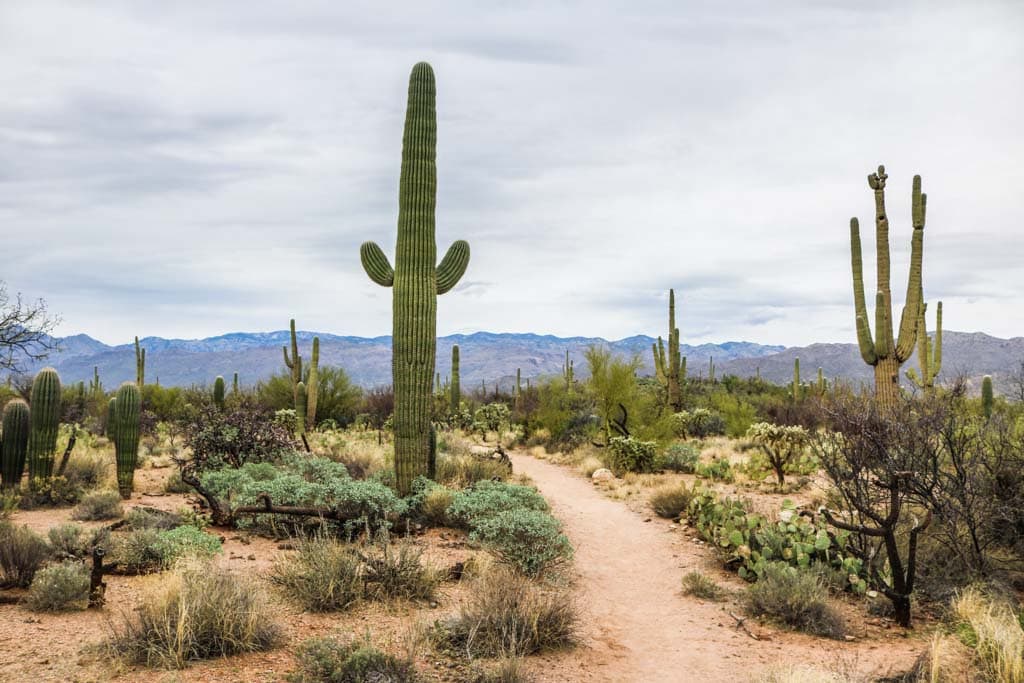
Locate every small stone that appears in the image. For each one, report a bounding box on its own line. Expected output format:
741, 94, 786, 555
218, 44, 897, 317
591, 468, 614, 483
247, 554, 256, 561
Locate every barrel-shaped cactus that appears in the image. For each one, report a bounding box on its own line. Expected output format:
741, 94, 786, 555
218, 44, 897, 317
450, 345, 460, 413
1, 399, 30, 488
213, 376, 225, 410
359, 62, 470, 494
111, 381, 141, 499
295, 380, 307, 436
27, 367, 61, 480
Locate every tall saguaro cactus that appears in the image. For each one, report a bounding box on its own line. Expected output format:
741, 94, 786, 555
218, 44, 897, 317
360, 62, 470, 494
283, 319, 303, 404
27, 367, 61, 480
652, 288, 684, 412
110, 382, 141, 499
849, 165, 925, 408
307, 337, 320, 429
134, 336, 146, 387
906, 301, 942, 392
792, 358, 802, 401
1, 399, 30, 488
450, 345, 460, 413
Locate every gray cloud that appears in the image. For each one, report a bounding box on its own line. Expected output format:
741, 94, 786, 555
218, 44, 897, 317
0, 1, 1021, 346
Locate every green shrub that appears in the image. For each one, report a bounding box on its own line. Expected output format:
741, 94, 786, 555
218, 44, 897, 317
420, 486, 454, 527
659, 443, 700, 473
695, 457, 734, 483
361, 537, 441, 602
48, 523, 90, 559
446, 481, 549, 529
0, 521, 49, 587
18, 475, 81, 508
469, 508, 572, 577
288, 637, 417, 683
26, 560, 90, 611
63, 453, 111, 491
681, 571, 726, 601
745, 563, 846, 639
108, 559, 281, 668
435, 455, 510, 487
125, 507, 186, 531
151, 526, 222, 565
164, 470, 192, 494
437, 568, 576, 656
71, 489, 123, 521
271, 534, 363, 611
709, 393, 757, 438
607, 436, 658, 476
649, 485, 693, 519
671, 409, 726, 438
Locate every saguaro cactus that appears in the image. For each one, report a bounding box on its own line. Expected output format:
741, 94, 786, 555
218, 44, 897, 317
213, 376, 225, 410
232, 372, 239, 395
652, 289, 685, 412
907, 301, 942, 392
283, 319, 303, 401
27, 367, 61, 480
792, 358, 802, 401
849, 166, 925, 408
295, 380, 307, 436
981, 375, 994, 418
708, 357, 716, 384
563, 350, 574, 391
359, 63, 470, 494
134, 336, 146, 387
450, 345, 460, 413
1, 399, 30, 488
110, 382, 141, 498
307, 337, 320, 429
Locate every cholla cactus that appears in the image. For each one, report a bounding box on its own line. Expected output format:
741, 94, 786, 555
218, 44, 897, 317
746, 422, 809, 486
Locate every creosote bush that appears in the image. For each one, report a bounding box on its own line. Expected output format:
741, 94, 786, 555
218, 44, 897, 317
0, 521, 49, 587
288, 636, 418, 683
107, 559, 281, 669
681, 571, 726, 601
71, 488, 123, 520
26, 560, 90, 611
744, 563, 846, 639
436, 567, 576, 657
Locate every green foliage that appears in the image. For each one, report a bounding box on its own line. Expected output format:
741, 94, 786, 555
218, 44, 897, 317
26, 560, 90, 611
71, 488, 123, 520
586, 346, 641, 441
745, 422, 811, 485
745, 562, 846, 639
659, 443, 700, 473
671, 408, 725, 438
0, 521, 49, 587
649, 484, 694, 519
27, 367, 61, 480
48, 523, 90, 559
446, 481, 549, 529
259, 366, 362, 429
1, 398, 30, 488
708, 392, 757, 437
151, 526, 222, 565
288, 637, 418, 683
681, 571, 726, 601
469, 508, 573, 577
474, 402, 510, 436
607, 436, 658, 476
695, 457, 734, 483
528, 378, 596, 449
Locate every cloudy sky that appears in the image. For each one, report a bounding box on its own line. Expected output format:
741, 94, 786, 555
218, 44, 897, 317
1, 1, 1022, 347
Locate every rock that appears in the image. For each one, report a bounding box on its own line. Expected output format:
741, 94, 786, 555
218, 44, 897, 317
591, 468, 614, 483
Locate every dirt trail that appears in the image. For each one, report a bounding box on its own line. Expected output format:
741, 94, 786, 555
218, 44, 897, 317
510, 452, 924, 683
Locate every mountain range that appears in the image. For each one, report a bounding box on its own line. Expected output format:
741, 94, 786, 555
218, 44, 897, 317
18, 330, 1024, 396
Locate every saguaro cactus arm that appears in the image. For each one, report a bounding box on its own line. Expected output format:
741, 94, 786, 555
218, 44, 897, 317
850, 217, 878, 365
436, 240, 470, 294
361, 242, 395, 287
894, 177, 926, 362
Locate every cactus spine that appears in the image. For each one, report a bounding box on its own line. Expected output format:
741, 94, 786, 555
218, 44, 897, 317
295, 380, 307, 436
981, 375, 993, 418
850, 166, 925, 408
906, 301, 942, 392
652, 288, 685, 411
213, 376, 225, 410
359, 63, 470, 494
450, 345, 460, 413
110, 382, 141, 499
307, 337, 319, 429
134, 336, 145, 387
27, 367, 61, 480
1, 399, 30, 488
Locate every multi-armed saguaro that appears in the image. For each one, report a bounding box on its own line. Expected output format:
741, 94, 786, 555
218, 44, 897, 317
360, 62, 470, 494
850, 165, 925, 408
283, 319, 320, 430
652, 288, 685, 412
906, 301, 942, 392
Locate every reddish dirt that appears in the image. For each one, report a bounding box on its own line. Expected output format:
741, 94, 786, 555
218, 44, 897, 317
509, 451, 928, 683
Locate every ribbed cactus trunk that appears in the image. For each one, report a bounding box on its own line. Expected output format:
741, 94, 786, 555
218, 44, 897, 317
450, 345, 460, 413
307, 337, 320, 429
283, 319, 302, 405
134, 336, 145, 387
907, 301, 942, 392
360, 63, 470, 495
1, 399, 30, 489
111, 382, 141, 499
652, 289, 684, 412
232, 372, 239, 394
27, 368, 61, 481
981, 376, 993, 418
849, 166, 925, 409
295, 380, 307, 436
213, 376, 225, 410
792, 358, 801, 400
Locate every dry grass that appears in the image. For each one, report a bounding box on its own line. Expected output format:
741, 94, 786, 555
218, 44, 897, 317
0, 521, 49, 587
954, 587, 1024, 683
576, 455, 604, 478
745, 563, 846, 640
26, 560, 90, 611
905, 633, 976, 683
681, 571, 726, 601
71, 488, 123, 521
649, 484, 693, 519
752, 664, 865, 683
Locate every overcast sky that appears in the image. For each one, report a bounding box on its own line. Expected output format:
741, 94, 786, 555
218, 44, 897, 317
2, 1, 1022, 346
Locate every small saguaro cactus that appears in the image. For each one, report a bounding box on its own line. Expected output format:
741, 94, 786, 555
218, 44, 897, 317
307, 336, 320, 429
652, 288, 685, 412
906, 301, 942, 392
232, 372, 239, 394
514, 368, 522, 409
450, 345, 460, 413
283, 319, 303, 404
792, 358, 801, 400
134, 336, 146, 387
110, 381, 141, 499
213, 376, 225, 410
981, 375, 994, 418
359, 63, 470, 495
1, 399, 30, 489
817, 367, 826, 395
708, 357, 716, 384
27, 367, 61, 480
295, 380, 307, 436
849, 165, 926, 408
89, 366, 102, 397
563, 350, 574, 391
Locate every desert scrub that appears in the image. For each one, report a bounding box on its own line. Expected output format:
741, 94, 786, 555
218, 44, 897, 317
0, 521, 49, 587
436, 567, 576, 657
745, 563, 846, 639
272, 534, 364, 611
108, 559, 280, 669
288, 636, 417, 683
954, 587, 1024, 683
607, 436, 658, 476
26, 560, 90, 611
649, 484, 693, 519
435, 454, 510, 488
681, 571, 726, 601
447, 481, 549, 528
695, 457, 734, 483
361, 536, 441, 602
470, 657, 529, 683
112, 526, 221, 573
71, 489, 123, 520
62, 452, 112, 491
659, 443, 700, 473
48, 523, 91, 560
420, 486, 453, 527
468, 508, 572, 577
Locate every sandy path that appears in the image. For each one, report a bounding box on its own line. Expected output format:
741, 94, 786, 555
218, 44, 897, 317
510, 452, 924, 683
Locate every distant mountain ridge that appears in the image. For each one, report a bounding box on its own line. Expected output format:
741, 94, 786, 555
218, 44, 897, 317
19, 330, 1023, 395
